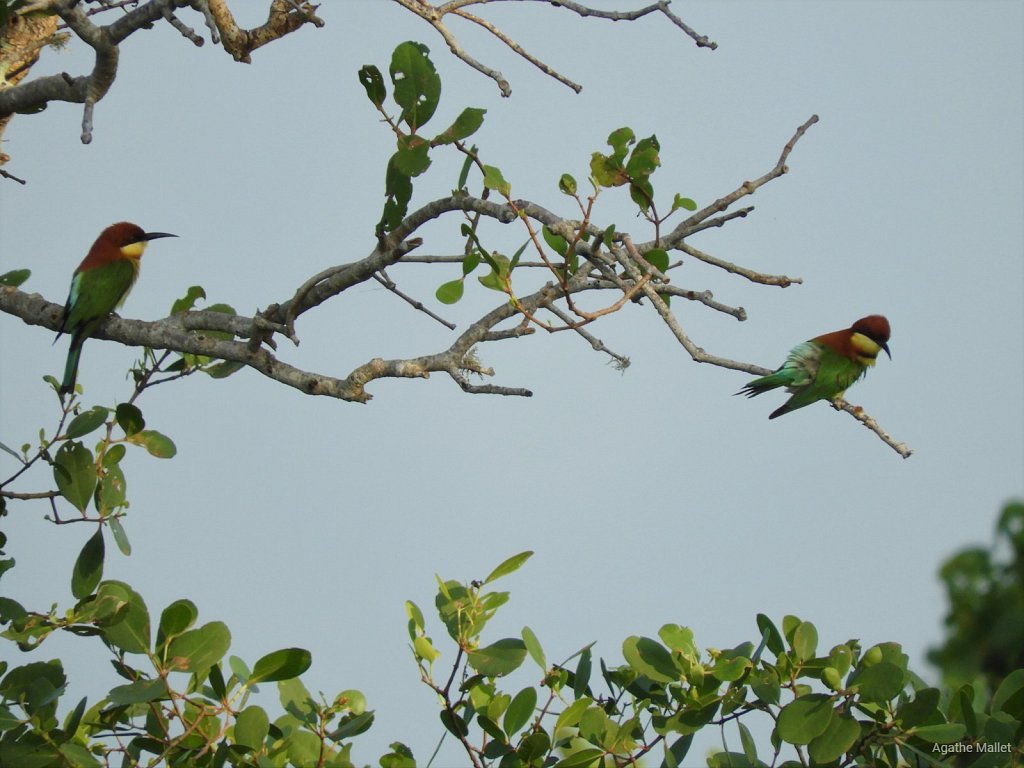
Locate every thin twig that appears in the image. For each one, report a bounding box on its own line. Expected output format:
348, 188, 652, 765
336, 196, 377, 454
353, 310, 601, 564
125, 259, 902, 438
452, 8, 581, 92
836, 400, 914, 459
373, 270, 456, 330
678, 242, 800, 287
545, 303, 630, 368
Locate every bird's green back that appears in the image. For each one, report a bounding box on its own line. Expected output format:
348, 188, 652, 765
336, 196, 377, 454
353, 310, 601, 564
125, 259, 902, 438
64, 259, 139, 333
780, 341, 868, 412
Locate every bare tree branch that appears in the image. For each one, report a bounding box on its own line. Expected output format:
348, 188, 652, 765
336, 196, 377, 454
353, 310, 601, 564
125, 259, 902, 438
391, 0, 715, 96
205, 0, 323, 64
0, 0, 322, 150
0, 111, 910, 454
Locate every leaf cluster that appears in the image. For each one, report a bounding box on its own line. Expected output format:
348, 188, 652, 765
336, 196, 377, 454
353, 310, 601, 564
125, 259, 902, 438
403, 554, 1024, 768
929, 500, 1024, 695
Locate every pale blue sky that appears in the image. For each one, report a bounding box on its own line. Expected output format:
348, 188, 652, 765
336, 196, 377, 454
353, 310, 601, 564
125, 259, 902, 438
1, 1, 1022, 764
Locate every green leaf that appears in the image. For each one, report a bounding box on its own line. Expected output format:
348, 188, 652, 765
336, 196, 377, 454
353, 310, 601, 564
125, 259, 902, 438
750, 667, 781, 705
827, 644, 853, 677
358, 64, 386, 107
462, 251, 481, 276
659, 624, 698, 657
484, 551, 533, 584
156, 599, 198, 649
390, 41, 441, 130
606, 127, 635, 161
672, 194, 697, 212
590, 152, 626, 187
380, 153, 414, 232
335, 689, 367, 715
522, 625, 546, 670
821, 666, 842, 691
573, 648, 592, 698
170, 285, 207, 314
706, 753, 760, 768
332, 710, 374, 740
66, 406, 109, 439
991, 667, 1024, 717
108, 517, 131, 556
279, 677, 316, 723
59, 742, 102, 768
165, 621, 231, 674
234, 705, 269, 750
541, 226, 570, 258
115, 403, 145, 436
405, 600, 426, 632
287, 730, 322, 766
558, 174, 578, 196
625, 136, 660, 177
432, 107, 486, 145
229, 655, 251, 683
503, 686, 536, 738
0, 269, 30, 287
552, 748, 604, 768
457, 148, 475, 191
435, 279, 465, 305
203, 360, 244, 379
775, 693, 833, 744
517, 729, 550, 763
622, 636, 678, 683
440, 709, 470, 738
468, 638, 527, 677
629, 176, 654, 210
712, 655, 750, 682
127, 430, 176, 458
791, 620, 818, 661
643, 247, 669, 275
912, 722, 967, 743
898, 687, 941, 728
53, 441, 96, 512
414, 639, 439, 670
95, 456, 127, 518
555, 697, 592, 732
738, 721, 757, 763
63, 695, 87, 738
380, 742, 416, 768
95, 581, 150, 654
393, 137, 432, 176
808, 712, 859, 762
249, 648, 311, 684
209, 662, 226, 700
0, 597, 24, 624
850, 661, 904, 703
482, 165, 511, 196
107, 678, 169, 705
71, 528, 104, 599
0, 660, 66, 715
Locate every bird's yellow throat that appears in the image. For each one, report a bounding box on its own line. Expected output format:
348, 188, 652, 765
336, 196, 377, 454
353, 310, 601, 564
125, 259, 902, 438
850, 332, 882, 366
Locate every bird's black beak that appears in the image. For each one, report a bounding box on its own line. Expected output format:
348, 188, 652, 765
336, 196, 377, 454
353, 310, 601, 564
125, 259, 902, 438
142, 232, 178, 241
881, 341, 892, 360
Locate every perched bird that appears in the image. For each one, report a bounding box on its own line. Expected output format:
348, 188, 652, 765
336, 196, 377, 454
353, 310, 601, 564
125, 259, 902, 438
56, 222, 177, 397
737, 315, 891, 419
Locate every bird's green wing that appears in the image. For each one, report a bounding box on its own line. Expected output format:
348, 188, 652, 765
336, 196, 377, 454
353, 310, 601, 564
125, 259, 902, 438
739, 341, 821, 397
770, 344, 866, 417
63, 259, 139, 333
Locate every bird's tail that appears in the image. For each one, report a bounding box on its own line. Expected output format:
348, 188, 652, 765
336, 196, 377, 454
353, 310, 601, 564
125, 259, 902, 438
60, 333, 85, 397
736, 370, 789, 399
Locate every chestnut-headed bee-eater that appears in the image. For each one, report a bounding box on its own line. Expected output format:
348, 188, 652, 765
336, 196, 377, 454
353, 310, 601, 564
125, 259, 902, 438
56, 222, 177, 397
738, 315, 891, 419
